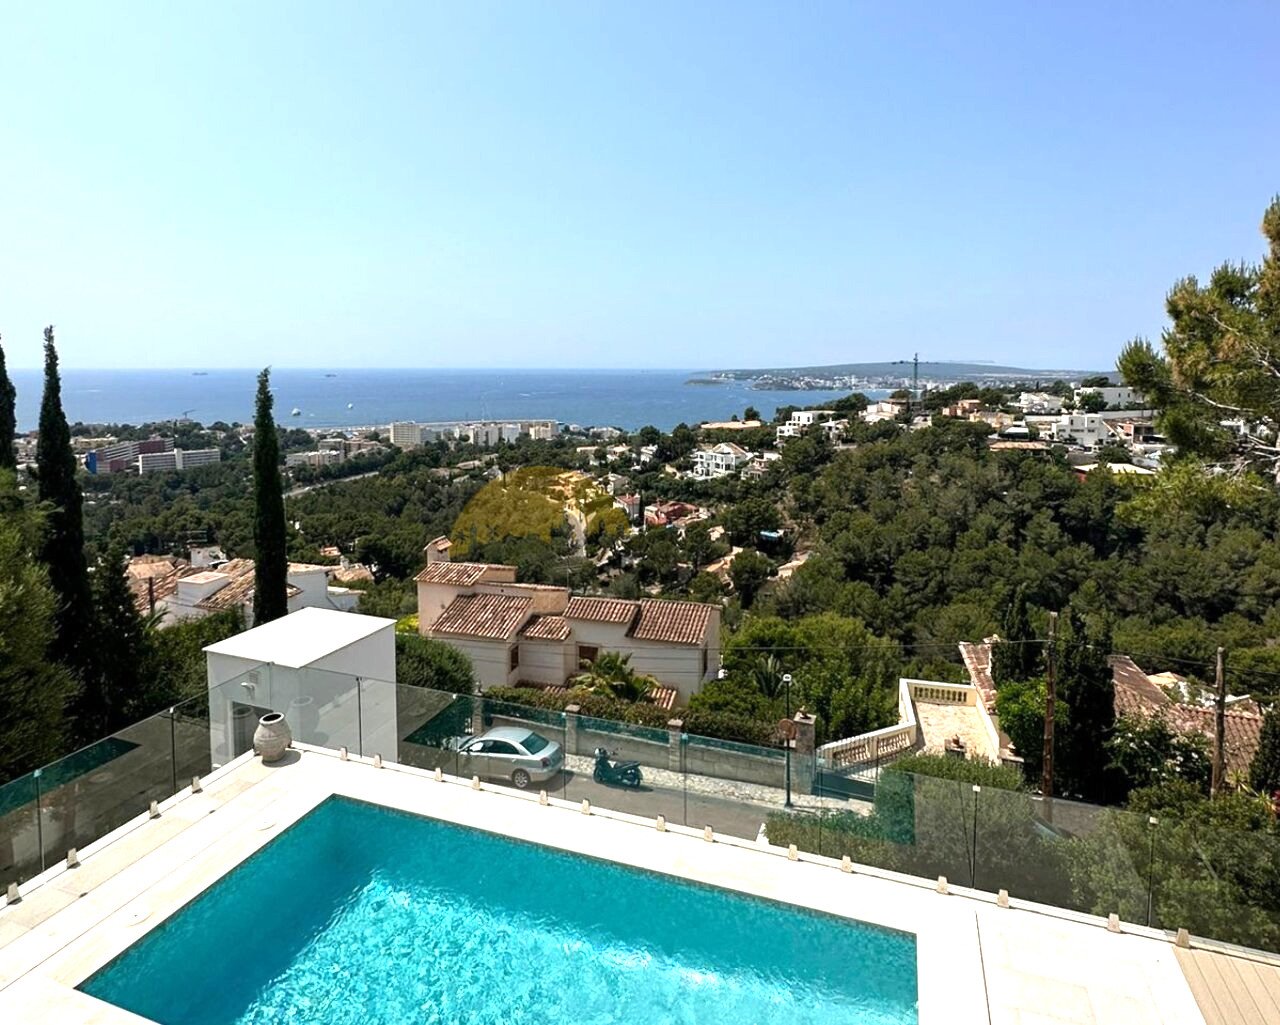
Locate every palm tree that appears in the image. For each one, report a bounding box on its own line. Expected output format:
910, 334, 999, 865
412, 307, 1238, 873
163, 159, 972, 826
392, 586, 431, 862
749, 653, 786, 700
572, 651, 657, 702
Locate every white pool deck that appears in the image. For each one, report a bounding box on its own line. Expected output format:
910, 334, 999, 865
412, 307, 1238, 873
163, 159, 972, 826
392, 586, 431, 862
0, 745, 1232, 1025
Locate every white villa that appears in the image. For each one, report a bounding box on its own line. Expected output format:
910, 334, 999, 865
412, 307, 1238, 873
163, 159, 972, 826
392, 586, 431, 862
690, 442, 755, 479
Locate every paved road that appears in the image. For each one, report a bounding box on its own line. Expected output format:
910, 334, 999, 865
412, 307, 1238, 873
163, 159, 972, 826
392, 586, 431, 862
285, 469, 380, 498
484, 768, 861, 842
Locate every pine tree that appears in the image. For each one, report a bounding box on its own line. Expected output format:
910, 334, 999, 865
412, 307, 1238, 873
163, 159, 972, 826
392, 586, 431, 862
0, 332, 16, 472
0, 472, 77, 781
252, 368, 288, 625
991, 583, 1039, 686
1249, 703, 1280, 795
35, 327, 96, 715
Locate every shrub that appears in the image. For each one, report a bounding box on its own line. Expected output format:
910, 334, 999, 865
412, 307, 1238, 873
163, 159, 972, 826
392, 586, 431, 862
482, 686, 777, 745
395, 634, 475, 694
887, 753, 1025, 791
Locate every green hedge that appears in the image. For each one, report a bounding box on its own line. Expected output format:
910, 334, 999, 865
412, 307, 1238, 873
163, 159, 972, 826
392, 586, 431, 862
886, 753, 1024, 791
482, 686, 776, 746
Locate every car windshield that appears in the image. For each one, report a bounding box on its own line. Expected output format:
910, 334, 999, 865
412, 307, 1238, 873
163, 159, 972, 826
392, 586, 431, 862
520, 732, 549, 754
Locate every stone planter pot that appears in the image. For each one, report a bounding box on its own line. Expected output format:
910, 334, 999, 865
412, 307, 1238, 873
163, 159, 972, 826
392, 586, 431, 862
254, 712, 292, 763
289, 695, 319, 740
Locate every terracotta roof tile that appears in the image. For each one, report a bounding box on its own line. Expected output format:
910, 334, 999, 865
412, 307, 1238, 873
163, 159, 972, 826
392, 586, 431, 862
196, 559, 301, 612
1110, 655, 1173, 717
958, 641, 997, 712
565, 596, 638, 625
630, 599, 712, 646
414, 562, 505, 585
1165, 705, 1264, 778
520, 614, 571, 641
431, 593, 531, 640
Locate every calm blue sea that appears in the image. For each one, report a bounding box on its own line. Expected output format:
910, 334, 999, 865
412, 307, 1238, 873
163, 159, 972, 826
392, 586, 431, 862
9, 368, 878, 433
82, 796, 918, 1025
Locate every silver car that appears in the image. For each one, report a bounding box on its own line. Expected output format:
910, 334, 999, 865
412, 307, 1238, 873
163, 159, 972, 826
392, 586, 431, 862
455, 727, 564, 789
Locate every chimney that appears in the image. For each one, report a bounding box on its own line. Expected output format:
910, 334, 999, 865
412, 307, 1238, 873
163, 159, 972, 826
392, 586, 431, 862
424, 536, 452, 565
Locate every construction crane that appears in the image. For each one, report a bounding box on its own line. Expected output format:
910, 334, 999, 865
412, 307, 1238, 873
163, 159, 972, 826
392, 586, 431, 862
890, 353, 920, 402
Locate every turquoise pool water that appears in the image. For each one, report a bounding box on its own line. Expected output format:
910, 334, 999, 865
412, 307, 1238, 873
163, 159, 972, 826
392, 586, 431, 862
82, 798, 918, 1024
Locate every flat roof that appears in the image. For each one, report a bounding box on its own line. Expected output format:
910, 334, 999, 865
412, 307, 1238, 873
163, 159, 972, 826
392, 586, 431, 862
203, 607, 395, 668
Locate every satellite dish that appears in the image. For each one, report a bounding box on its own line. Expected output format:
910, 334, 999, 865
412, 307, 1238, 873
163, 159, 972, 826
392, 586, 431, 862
776, 719, 798, 741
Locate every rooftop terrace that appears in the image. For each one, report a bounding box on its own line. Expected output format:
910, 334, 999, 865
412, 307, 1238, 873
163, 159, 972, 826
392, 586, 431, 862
4, 742, 1267, 1025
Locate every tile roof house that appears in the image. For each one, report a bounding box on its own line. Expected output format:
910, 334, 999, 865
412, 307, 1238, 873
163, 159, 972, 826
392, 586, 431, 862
127, 555, 357, 626
960, 640, 1265, 782
416, 543, 720, 701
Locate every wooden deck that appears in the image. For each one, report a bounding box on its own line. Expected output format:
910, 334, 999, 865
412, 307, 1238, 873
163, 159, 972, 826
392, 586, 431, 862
1175, 946, 1280, 1025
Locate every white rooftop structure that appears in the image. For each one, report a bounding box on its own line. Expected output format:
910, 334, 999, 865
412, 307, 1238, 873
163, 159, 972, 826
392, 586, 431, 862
204, 606, 394, 669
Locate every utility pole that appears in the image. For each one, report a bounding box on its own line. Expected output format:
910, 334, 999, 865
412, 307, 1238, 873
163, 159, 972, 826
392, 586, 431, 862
1042, 612, 1058, 813
1211, 646, 1227, 796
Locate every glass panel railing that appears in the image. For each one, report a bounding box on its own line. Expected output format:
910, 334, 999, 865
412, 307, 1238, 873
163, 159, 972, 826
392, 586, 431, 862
468, 695, 567, 798
679, 729, 788, 843
562, 712, 683, 828
390, 683, 469, 775
1148, 812, 1280, 952
972, 788, 1114, 913
36, 711, 180, 868
0, 772, 41, 887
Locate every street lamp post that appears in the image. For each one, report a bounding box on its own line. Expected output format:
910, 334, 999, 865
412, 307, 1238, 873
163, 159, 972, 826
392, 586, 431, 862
783, 673, 793, 808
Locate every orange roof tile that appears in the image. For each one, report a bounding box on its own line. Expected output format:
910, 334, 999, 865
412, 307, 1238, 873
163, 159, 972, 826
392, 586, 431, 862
565, 596, 638, 625
414, 561, 505, 585
630, 599, 712, 646
431, 593, 531, 640
520, 614, 571, 642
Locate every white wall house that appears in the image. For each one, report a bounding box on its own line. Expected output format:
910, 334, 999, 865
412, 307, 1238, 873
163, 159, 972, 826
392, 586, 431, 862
690, 442, 754, 478
156, 560, 359, 626
1017, 392, 1065, 414
1074, 386, 1143, 409
776, 409, 837, 441
203, 607, 397, 768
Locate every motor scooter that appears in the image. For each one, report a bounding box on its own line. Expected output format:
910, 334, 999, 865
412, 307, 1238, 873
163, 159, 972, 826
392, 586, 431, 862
592, 746, 643, 787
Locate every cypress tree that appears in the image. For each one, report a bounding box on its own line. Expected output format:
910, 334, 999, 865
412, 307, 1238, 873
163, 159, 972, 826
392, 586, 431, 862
991, 583, 1039, 686
92, 546, 151, 728
35, 327, 96, 702
1249, 703, 1280, 795
0, 332, 15, 472
252, 367, 288, 625
1055, 611, 1119, 802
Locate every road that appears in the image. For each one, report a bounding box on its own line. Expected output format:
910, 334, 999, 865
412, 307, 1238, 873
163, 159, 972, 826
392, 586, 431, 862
285, 469, 380, 498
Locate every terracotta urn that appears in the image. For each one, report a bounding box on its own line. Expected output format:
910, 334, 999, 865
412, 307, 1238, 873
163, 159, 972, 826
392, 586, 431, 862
253, 712, 292, 762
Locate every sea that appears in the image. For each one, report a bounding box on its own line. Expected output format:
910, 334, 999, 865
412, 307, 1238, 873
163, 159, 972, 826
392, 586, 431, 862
9, 368, 883, 433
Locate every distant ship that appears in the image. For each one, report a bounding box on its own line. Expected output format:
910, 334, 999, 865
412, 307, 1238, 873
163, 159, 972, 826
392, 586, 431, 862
347, 402, 354, 409
192, 371, 208, 376
291, 407, 301, 417
324, 373, 337, 378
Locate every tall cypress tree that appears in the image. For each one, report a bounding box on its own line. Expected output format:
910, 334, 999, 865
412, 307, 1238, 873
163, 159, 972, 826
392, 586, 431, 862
35, 327, 96, 729
1249, 703, 1280, 795
252, 368, 288, 625
991, 583, 1039, 686
92, 545, 151, 728
0, 332, 16, 472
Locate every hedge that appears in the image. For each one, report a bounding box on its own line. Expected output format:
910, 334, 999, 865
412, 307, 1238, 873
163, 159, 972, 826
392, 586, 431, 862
482, 686, 777, 747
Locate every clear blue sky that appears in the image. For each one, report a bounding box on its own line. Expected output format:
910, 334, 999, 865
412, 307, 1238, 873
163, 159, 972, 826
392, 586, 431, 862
2, 2, 1276, 371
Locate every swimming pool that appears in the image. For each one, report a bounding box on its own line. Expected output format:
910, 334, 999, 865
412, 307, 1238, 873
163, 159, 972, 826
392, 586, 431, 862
82, 797, 918, 1024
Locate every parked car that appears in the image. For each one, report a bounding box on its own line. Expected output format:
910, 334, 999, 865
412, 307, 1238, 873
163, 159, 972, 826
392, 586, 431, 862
451, 727, 564, 789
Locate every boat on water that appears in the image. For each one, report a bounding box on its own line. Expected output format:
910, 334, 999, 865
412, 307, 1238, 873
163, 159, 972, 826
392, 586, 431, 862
290, 407, 301, 416
346, 402, 354, 409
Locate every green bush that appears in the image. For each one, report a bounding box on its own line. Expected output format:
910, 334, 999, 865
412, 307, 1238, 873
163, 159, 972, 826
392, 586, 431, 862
887, 753, 1025, 791
482, 685, 776, 745
395, 634, 475, 694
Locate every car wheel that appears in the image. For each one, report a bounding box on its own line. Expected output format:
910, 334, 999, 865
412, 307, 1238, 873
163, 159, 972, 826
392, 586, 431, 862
512, 769, 532, 789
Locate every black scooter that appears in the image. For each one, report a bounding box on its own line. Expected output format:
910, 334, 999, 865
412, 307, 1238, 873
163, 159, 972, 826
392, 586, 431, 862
592, 746, 643, 788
